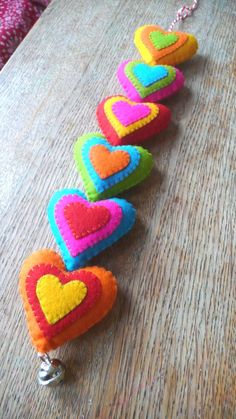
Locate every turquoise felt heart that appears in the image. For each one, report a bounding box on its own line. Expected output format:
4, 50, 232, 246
74, 133, 153, 201
133, 64, 168, 87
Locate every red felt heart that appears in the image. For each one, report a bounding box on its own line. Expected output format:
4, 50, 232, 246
63, 202, 111, 240
96, 95, 171, 146
26, 264, 102, 339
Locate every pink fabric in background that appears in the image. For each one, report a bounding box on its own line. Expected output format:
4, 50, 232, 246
0, 0, 51, 69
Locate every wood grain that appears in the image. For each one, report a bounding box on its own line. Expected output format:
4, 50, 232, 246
0, 0, 235, 418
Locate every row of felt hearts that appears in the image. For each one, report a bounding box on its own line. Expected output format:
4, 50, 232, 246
38, 24, 199, 272
19, 25, 198, 354
47, 92, 189, 270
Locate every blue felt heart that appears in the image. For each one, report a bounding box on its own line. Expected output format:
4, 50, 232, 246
133, 63, 168, 87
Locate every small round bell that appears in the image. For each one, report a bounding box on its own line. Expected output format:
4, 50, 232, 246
37, 353, 65, 386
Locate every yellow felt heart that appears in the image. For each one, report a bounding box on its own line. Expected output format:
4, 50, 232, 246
134, 25, 198, 66
36, 274, 87, 324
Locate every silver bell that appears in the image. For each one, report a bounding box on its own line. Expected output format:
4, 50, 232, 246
37, 353, 65, 386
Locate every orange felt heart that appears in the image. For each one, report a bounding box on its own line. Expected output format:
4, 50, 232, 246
19, 249, 117, 353
90, 144, 130, 179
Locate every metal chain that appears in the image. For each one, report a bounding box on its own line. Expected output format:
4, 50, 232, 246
168, 0, 199, 31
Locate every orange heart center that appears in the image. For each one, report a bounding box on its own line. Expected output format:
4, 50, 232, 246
90, 144, 130, 179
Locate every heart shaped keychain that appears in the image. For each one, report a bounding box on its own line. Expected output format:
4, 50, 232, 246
74, 133, 153, 201
19, 0, 199, 386
19, 249, 117, 384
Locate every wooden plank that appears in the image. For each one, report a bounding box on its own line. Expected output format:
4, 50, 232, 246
0, 0, 235, 417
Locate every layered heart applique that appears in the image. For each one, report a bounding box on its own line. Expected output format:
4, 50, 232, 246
134, 25, 198, 66
19, 249, 117, 352
74, 133, 153, 201
96, 95, 171, 145
117, 60, 184, 103
47, 189, 136, 270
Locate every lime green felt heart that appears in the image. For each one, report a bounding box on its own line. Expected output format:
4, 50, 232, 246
150, 31, 179, 50
74, 133, 153, 202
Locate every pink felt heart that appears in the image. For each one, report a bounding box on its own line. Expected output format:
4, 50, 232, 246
112, 101, 151, 126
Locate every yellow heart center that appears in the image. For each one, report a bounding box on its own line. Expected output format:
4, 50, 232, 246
36, 274, 87, 324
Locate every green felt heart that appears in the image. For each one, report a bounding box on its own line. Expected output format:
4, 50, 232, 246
125, 61, 176, 99
150, 31, 179, 50
74, 133, 153, 202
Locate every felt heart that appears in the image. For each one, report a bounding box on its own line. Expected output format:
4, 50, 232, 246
134, 25, 198, 66
134, 63, 168, 86
112, 101, 151, 125
90, 145, 130, 179
28, 266, 101, 338
19, 249, 117, 352
117, 60, 184, 103
74, 133, 153, 201
150, 31, 179, 50
36, 273, 88, 325
48, 188, 136, 270
96, 95, 171, 146
64, 202, 111, 239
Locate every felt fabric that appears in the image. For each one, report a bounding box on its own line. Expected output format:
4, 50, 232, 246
112, 101, 151, 125
90, 145, 130, 179
134, 25, 198, 66
74, 133, 153, 201
47, 189, 136, 270
27, 266, 102, 337
96, 95, 171, 146
36, 273, 88, 325
19, 249, 117, 352
117, 60, 184, 103
64, 202, 111, 239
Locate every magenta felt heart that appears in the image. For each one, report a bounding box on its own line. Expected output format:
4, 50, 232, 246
112, 101, 151, 126
117, 60, 185, 103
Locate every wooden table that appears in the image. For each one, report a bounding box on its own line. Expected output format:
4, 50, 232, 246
0, 0, 235, 417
